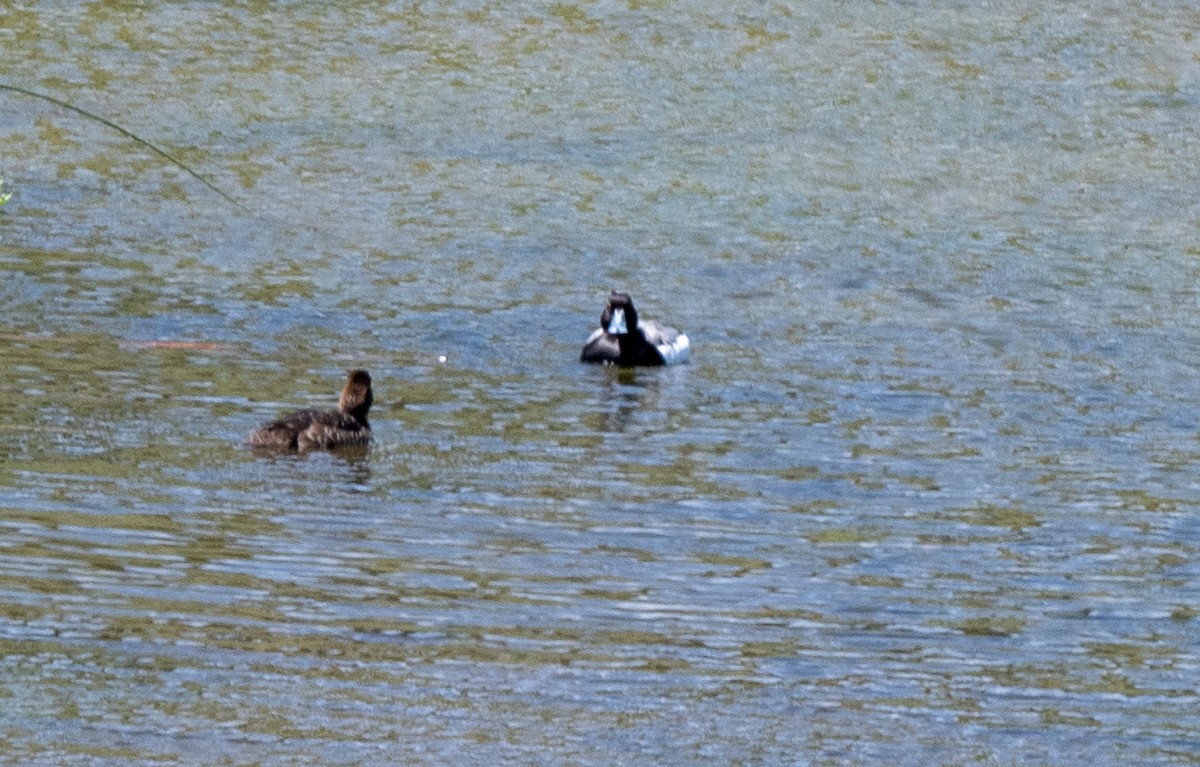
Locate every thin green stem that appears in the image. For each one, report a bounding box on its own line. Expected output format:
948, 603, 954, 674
0, 82, 241, 207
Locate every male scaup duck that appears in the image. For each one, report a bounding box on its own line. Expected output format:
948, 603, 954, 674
581, 291, 690, 366
247, 369, 373, 451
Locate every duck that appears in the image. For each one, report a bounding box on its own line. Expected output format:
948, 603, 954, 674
580, 291, 690, 366
247, 369, 373, 451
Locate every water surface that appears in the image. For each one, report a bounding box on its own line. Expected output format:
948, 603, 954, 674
2, 2, 1199, 765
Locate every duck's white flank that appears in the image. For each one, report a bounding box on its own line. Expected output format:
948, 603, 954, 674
656, 332, 690, 365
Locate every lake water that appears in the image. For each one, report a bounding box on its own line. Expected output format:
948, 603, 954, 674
2, 2, 1199, 764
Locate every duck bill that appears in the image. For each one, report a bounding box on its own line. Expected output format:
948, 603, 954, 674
607, 307, 628, 335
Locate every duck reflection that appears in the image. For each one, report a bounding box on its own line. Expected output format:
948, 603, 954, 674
251, 442, 373, 488
591, 366, 666, 433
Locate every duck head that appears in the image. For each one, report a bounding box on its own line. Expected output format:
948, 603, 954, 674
339, 369, 373, 422
601, 292, 639, 336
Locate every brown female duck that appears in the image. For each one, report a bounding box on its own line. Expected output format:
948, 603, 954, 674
247, 369, 373, 451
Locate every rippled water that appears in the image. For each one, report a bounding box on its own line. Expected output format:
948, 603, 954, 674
2, 2, 1200, 765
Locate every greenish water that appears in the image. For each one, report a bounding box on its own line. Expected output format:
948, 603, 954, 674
2, 2, 1199, 765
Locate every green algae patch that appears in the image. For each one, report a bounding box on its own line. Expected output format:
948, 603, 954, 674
694, 552, 772, 575
850, 575, 905, 589
1115, 490, 1185, 513
1039, 708, 1101, 727
938, 503, 1041, 531
941, 616, 1025, 637
1085, 641, 1179, 668
739, 639, 803, 659
805, 527, 881, 545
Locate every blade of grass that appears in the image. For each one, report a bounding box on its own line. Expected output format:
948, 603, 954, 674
0, 82, 241, 207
